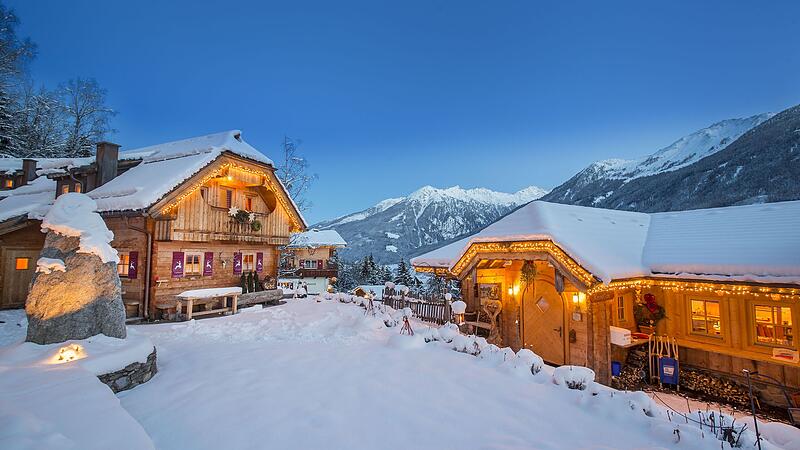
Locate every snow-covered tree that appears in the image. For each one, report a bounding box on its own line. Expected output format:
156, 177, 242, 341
275, 136, 318, 212
58, 78, 116, 157
394, 260, 414, 286
14, 83, 65, 157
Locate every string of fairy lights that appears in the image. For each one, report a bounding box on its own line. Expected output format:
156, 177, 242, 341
416, 239, 800, 301
449, 240, 597, 286
158, 161, 304, 232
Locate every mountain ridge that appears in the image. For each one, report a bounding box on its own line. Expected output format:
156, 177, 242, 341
315, 185, 548, 263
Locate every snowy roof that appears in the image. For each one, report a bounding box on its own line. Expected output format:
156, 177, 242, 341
0, 177, 56, 222
90, 130, 273, 212
288, 229, 347, 248
0, 130, 292, 223
411, 200, 800, 286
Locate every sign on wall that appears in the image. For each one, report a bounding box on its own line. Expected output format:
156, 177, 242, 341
172, 252, 184, 278
233, 252, 242, 274
256, 252, 263, 273
203, 252, 214, 276
128, 251, 138, 279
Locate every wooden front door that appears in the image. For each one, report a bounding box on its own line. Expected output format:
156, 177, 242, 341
2, 249, 39, 309
522, 280, 566, 365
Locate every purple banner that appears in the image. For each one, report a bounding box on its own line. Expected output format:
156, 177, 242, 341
128, 251, 138, 279
172, 251, 184, 278
203, 252, 214, 276
233, 252, 242, 274
256, 252, 263, 273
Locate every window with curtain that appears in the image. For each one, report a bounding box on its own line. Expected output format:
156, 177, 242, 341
184, 252, 203, 275
754, 305, 793, 347
117, 252, 130, 277
690, 299, 722, 336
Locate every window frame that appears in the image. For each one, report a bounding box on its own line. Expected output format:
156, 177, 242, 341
74, 182, 82, 193
616, 296, 626, 321
242, 251, 256, 271
4, 179, 13, 188
184, 252, 204, 276
751, 302, 795, 349
688, 297, 723, 338
117, 252, 130, 278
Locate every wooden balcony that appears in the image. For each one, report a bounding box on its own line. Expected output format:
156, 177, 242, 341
280, 265, 338, 279
169, 206, 290, 244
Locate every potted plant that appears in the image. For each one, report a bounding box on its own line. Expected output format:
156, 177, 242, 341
634, 293, 665, 335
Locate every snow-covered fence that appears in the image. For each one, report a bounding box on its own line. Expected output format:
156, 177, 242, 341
382, 288, 453, 325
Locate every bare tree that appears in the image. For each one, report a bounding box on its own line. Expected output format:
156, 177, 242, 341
0, 2, 35, 156
14, 82, 65, 158
275, 136, 317, 211
58, 78, 116, 157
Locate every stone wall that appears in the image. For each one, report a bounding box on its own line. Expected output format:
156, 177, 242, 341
97, 347, 158, 393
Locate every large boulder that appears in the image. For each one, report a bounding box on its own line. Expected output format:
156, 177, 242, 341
25, 193, 126, 345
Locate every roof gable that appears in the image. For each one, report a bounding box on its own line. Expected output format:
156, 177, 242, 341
411, 200, 800, 285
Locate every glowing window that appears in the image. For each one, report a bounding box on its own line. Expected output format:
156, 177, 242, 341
242, 253, 255, 271
617, 296, 625, 321
74, 182, 82, 193
754, 305, 793, 347
3, 179, 12, 188
117, 252, 130, 277
691, 299, 722, 337
61, 184, 70, 194
15, 257, 29, 270
184, 252, 203, 275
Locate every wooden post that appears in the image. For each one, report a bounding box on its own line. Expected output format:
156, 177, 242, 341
232, 294, 238, 314
186, 298, 194, 320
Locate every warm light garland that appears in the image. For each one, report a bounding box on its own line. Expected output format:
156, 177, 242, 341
588, 278, 800, 301
448, 240, 597, 286
158, 161, 304, 232
415, 239, 800, 302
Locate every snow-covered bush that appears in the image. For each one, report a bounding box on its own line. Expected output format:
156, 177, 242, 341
514, 349, 544, 375
553, 366, 595, 390
384, 281, 395, 289
437, 323, 460, 343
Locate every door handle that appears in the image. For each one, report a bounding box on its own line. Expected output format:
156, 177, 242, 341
553, 326, 562, 337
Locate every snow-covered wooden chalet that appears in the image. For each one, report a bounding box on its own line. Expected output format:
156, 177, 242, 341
411, 200, 800, 407
0, 131, 306, 319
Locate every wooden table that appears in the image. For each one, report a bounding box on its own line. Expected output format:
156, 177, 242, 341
176, 287, 242, 321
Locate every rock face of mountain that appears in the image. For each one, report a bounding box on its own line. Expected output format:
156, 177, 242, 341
543, 106, 800, 212
542, 113, 774, 208
316, 185, 548, 263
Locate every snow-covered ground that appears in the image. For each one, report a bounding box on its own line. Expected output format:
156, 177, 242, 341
1, 300, 798, 449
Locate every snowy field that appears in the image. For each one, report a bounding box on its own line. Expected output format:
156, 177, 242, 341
2, 300, 799, 450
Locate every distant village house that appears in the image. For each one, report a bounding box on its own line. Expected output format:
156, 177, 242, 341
279, 229, 346, 295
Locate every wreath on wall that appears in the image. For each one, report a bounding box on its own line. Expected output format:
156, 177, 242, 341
634, 293, 666, 327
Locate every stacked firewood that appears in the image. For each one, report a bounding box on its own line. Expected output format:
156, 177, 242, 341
613, 348, 649, 391
679, 368, 753, 407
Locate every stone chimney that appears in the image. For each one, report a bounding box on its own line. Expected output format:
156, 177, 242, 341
95, 142, 120, 187
21, 159, 37, 185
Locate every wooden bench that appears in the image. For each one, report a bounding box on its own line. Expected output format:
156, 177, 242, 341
176, 287, 242, 321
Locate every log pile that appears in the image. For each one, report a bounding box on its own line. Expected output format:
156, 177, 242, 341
613, 348, 649, 391
679, 367, 753, 407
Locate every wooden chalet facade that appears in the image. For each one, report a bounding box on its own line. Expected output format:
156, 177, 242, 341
412, 200, 800, 408
0, 131, 306, 320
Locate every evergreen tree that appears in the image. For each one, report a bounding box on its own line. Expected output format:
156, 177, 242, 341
394, 259, 413, 286
379, 265, 392, 284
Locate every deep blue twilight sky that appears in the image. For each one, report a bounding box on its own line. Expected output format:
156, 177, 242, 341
9, 1, 799, 223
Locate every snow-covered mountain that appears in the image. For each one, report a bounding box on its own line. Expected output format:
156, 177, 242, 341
543, 113, 774, 207
543, 106, 800, 212
316, 185, 548, 263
